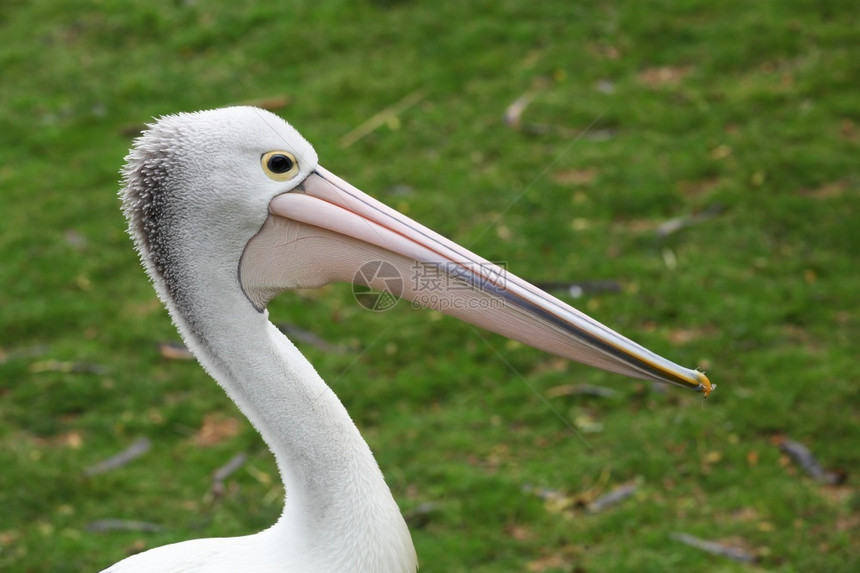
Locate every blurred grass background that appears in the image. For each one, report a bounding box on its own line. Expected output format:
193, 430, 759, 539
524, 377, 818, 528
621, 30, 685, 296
1, 0, 858, 571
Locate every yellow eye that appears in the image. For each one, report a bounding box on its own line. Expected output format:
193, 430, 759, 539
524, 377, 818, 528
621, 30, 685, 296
261, 151, 299, 181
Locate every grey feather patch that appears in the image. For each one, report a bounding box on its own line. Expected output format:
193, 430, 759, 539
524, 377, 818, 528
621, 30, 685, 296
120, 116, 200, 321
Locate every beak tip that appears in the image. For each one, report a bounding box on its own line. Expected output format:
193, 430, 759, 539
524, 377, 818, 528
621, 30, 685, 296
695, 372, 714, 398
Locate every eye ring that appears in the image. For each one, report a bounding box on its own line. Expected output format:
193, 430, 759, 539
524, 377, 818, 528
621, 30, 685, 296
261, 151, 299, 181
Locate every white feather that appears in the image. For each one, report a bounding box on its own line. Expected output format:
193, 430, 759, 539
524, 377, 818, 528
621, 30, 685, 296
110, 107, 417, 572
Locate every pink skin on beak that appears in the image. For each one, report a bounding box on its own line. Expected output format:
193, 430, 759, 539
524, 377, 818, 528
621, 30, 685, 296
240, 166, 713, 396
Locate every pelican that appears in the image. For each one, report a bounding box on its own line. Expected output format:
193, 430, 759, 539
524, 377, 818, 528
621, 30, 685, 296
106, 106, 712, 572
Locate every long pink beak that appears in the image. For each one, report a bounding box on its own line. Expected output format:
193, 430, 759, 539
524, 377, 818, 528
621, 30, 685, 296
240, 166, 713, 395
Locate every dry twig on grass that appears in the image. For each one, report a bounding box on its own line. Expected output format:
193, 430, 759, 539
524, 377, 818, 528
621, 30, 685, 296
779, 438, 842, 484
84, 437, 151, 476
587, 480, 639, 513
87, 519, 166, 533
339, 90, 426, 148
211, 452, 248, 498
671, 532, 758, 564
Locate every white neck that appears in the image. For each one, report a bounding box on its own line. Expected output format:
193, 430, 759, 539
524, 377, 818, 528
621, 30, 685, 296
110, 265, 416, 572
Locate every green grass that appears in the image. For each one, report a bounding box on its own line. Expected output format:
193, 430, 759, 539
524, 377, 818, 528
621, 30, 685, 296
1, 0, 858, 570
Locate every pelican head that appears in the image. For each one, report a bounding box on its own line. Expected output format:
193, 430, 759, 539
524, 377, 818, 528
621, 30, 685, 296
112, 106, 711, 571
122, 106, 711, 394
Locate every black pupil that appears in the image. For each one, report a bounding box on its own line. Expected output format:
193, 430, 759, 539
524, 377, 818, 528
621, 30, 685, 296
268, 154, 294, 174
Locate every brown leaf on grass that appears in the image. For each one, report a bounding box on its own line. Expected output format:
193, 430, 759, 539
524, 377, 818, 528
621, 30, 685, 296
194, 414, 241, 447
638, 65, 693, 87
86, 519, 165, 533
545, 383, 616, 399
0, 530, 17, 545
159, 341, 194, 360
125, 539, 147, 555
701, 450, 723, 473
731, 506, 760, 522
678, 177, 721, 197
31, 430, 84, 449
526, 545, 583, 572
123, 298, 163, 318
495, 224, 513, 241
526, 554, 568, 572
780, 324, 820, 350
612, 218, 658, 233
60, 431, 83, 449
709, 144, 733, 160
505, 524, 534, 541
802, 179, 851, 200
818, 484, 855, 507
667, 327, 711, 345
746, 450, 759, 466
528, 357, 569, 377
834, 512, 860, 533
587, 43, 621, 60
552, 168, 598, 186
240, 95, 290, 111
30, 360, 109, 375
